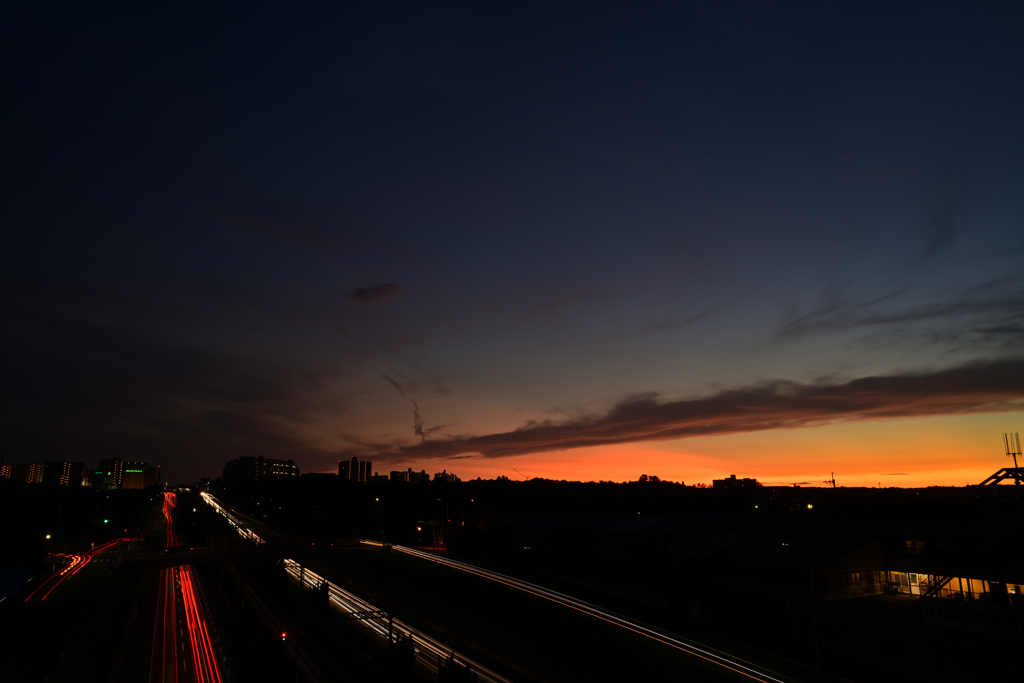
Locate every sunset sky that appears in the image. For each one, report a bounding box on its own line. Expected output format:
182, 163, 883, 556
4, 2, 1023, 486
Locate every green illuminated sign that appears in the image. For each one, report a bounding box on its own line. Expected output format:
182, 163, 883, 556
126, 469, 143, 473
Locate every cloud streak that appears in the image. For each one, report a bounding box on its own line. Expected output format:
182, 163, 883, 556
362, 358, 1024, 461
380, 372, 447, 443
779, 292, 1024, 340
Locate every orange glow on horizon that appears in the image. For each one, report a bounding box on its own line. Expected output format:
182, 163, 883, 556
383, 410, 1024, 488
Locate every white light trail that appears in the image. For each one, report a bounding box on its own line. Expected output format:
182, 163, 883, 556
201, 493, 512, 683
362, 541, 798, 683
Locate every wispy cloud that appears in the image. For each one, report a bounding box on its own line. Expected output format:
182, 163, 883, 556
379, 372, 447, 443
359, 358, 1024, 462
778, 281, 1024, 343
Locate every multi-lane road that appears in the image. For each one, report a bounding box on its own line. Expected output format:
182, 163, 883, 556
23, 536, 130, 604
151, 491, 222, 683
202, 491, 514, 683
203, 491, 803, 683
362, 540, 799, 683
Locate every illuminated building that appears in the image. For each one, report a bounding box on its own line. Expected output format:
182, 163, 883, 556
122, 462, 159, 489
0, 463, 42, 483
42, 461, 85, 486
390, 468, 430, 484
98, 458, 125, 489
223, 456, 299, 486
433, 470, 460, 483
260, 457, 299, 478
712, 474, 759, 490
338, 456, 372, 483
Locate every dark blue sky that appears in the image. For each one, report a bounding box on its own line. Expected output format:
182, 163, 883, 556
4, 1, 1023, 484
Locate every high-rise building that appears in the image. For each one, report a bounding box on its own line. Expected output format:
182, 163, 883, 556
338, 456, 372, 483
261, 458, 298, 478
122, 462, 159, 489
1, 463, 23, 481
223, 456, 299, 486
390, 468, 430, 484
98, 458, 125, 489
0, 463, 38, 482
42, 461, 85, 486
433, 470, 460, 483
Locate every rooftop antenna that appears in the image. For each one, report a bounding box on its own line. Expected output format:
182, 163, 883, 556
1004, 433, 1022, 485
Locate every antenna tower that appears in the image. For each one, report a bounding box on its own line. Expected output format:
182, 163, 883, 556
1004, 433, 1022, 485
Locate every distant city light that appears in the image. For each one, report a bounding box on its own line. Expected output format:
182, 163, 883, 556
45, 534, 51, 539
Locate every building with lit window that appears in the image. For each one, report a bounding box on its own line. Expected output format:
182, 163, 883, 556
121, 462, 159, 489
223, 456, 299, 486
42, 461, 85, 486
1, 463, 45, 484
338, 456, 372, 483
261, 458, 299, 478
712, 474, 759, 490
390, 468, 430, 484
97, 458, 125, 489
2, 463, 38, 483
707, 490, 1024, 639
433, 470, 460, 483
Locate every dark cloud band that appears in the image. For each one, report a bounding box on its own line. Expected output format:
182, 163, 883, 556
364, 358, 1024, 462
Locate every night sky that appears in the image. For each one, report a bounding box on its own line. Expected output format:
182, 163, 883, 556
4, 2, 1023, 486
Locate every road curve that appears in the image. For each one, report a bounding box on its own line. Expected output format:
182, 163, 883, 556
201, 492, 514, 683
362, 540, 800, 683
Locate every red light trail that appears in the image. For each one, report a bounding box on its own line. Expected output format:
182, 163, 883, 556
24, 536, 130, 603
150, 492, 222, 683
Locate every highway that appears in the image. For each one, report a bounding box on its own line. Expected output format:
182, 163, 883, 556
151, 491, 223, 683
24, 536, 130, 604
201, 492, 513, 683
362, 540, 800, 683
